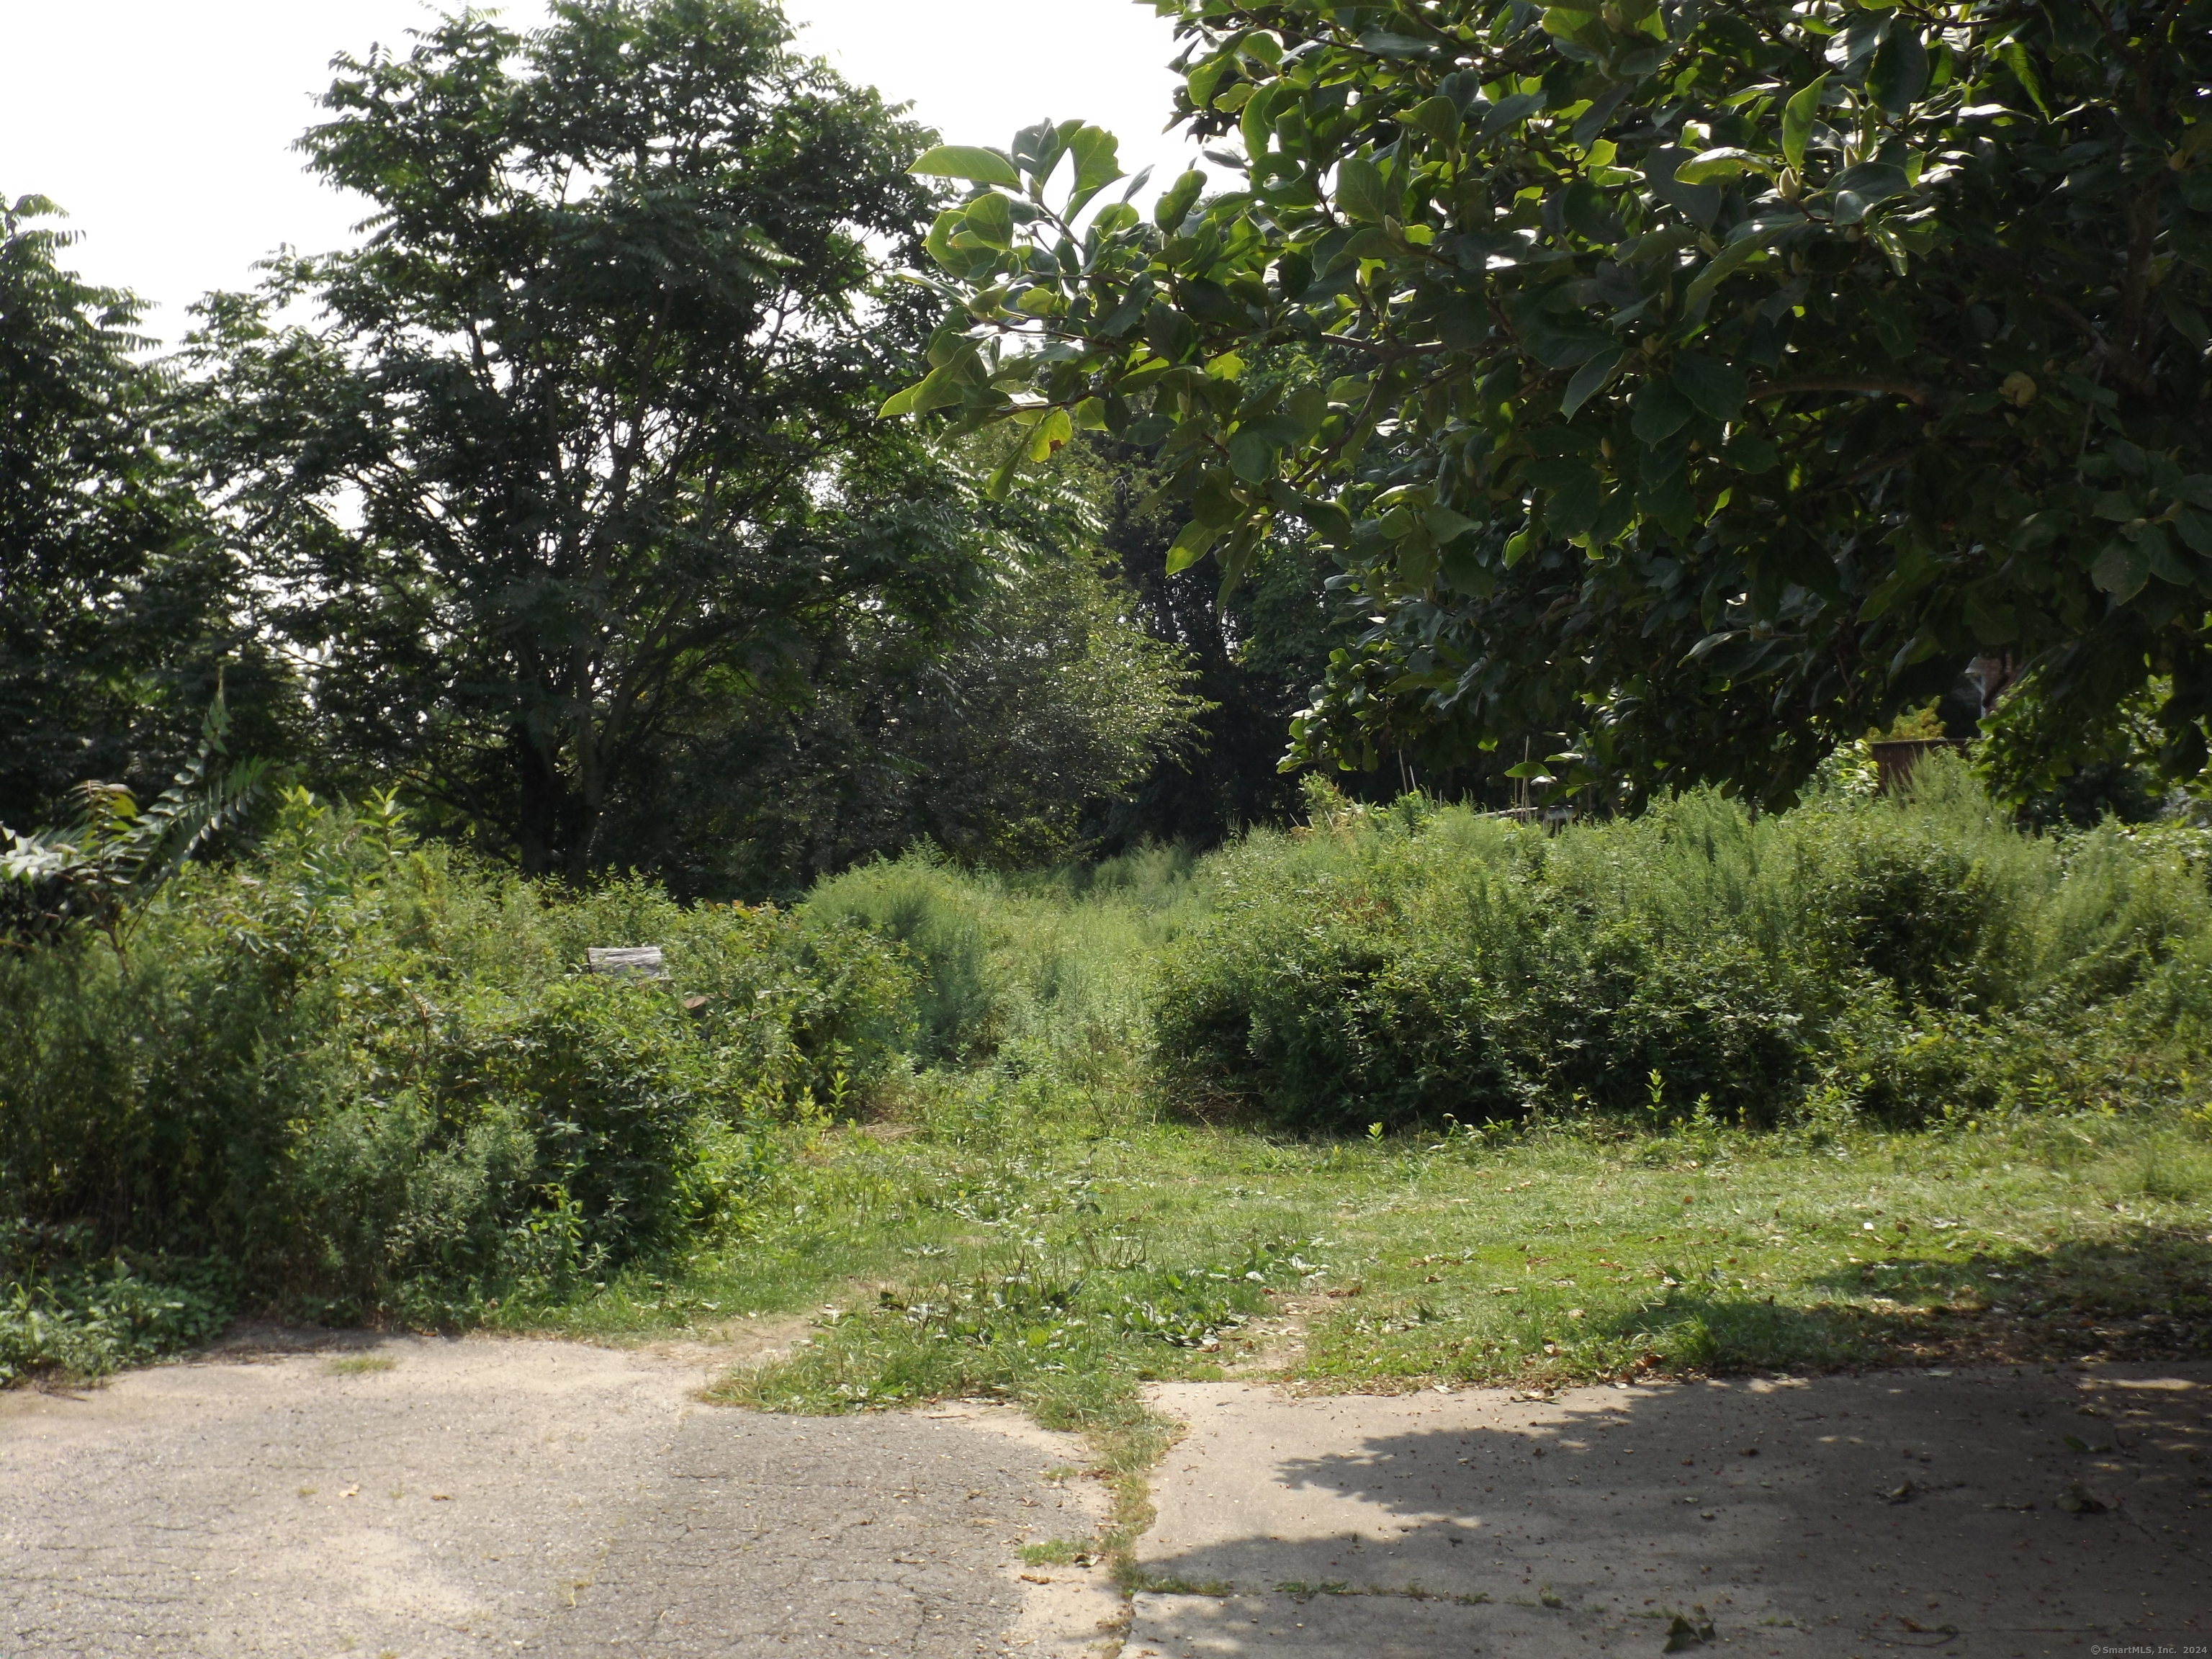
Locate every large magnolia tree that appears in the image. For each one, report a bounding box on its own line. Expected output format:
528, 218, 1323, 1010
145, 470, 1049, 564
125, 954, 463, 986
890, 0, 2212, 804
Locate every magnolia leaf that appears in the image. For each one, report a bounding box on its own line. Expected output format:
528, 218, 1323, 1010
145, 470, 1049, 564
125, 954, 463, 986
1228, 425, 1281, 483
2091, 540, 2149, 601
910, 145, 1021, 186
1337, 158, 1391, 224
1632, 379, 1694, 444
878, 359, 971, 420
1025, 406, 1074, 463
1406, 95, 1462, 141
1358, 28, 1442, 55
1673, 354, 1747, 420
1999, 40, 2051, 117
1156, 168, 1205, 231
1674, 147, 1775, 184
1683, 237, 1764, 308
1562, 345, 1624, 420
963, 192, 1015, 249
1165, 518, 1224, 574
1781, 73, 1829, 174
1868, 27, 1929, 114
1426, 503, 1480, 542
924, 208, 964, 271
1065, 125, 1125, 210
1831, 162, 1910, 225
984, 444, 1024, 502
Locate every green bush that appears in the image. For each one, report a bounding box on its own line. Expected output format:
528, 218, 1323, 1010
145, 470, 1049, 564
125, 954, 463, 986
0, 791, 915, 1357
0, 1251, 233, 1385
1156, 762, 2212, 1133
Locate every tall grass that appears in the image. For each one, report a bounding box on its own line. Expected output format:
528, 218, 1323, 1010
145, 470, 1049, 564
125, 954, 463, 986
801, 842, 1212, 1079
1155, 761, 2212, 1132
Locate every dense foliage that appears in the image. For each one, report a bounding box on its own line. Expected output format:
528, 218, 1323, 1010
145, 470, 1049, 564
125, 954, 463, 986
181, 1, 981, 878
1157, 763, 2212, 1130
894, 0, 2212, 804
0, 197, 284, 828
0, 791, 911, 1372
615, 464, 1206, 892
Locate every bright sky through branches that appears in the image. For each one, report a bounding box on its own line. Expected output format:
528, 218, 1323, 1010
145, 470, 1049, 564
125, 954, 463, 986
0, 0, 1196, 337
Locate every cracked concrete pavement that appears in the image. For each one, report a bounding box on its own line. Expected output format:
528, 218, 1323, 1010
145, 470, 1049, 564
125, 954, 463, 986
0, 1330, 1118, 1658
9, 1336, 2208, 1659
1128, 1364, 2211, 1658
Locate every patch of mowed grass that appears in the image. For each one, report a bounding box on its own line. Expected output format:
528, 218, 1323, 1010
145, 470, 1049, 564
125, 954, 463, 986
1274, 1107, 2212, 1390
542, 1082, 2212, 1423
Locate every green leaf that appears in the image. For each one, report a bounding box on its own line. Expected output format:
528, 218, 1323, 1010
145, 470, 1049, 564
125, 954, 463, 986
1998, 40, 2051, 118
1337, 158, 1391, 225
1025, 407, 1073, 462
2173, 506, 2212, 557
1867, 27, 1929, 115
1165, 518, 1224, 574
1066, 126, 1124, 205
1359, 28, 1444, 55
1782, 74, 1828, 174
2162, 291, 2210, 347
2091, 540, 2149, 601
1830, 162, 1910, 226
1533, 458, 1603, 536
924, 207, 963, 271
1406, 96, 1462, 142
1228, 420, 1294, 483
1674, 148, 1775, 184
1156, 168, 1205, 231
1632, 379, 1694, 444
1673, 354, 1747, 421
1426, 503, 1480, 542
911, 145, 1021, 186
878, 357, 972, 420
1561, 346, 1624, 420
963, 192, 1015, 249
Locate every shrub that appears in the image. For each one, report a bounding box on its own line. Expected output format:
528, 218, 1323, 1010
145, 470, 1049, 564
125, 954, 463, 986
0, 791, 914, 1356
1156, 762, 2212, 1133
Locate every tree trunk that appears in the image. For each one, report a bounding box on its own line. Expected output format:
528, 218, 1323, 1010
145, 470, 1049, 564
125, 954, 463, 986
514, 728, 567, 877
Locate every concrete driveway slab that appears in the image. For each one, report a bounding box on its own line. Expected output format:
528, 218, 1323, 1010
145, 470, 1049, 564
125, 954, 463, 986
0, 1332, 1107, 1659
1130, 1365, 2211, 1658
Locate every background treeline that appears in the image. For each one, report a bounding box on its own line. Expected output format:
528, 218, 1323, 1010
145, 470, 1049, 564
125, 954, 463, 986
0, 6, 1393, 905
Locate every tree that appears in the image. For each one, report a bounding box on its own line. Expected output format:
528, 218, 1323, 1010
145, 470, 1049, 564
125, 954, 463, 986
0, 197, 276, 827
1080, 442, 1370, 847
185, 0, 956, 876
889, 0, 2212, 806
588, 457, 1208, 890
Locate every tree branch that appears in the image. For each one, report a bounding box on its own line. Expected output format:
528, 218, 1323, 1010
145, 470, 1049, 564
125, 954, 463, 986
1748, 377, 1932, 407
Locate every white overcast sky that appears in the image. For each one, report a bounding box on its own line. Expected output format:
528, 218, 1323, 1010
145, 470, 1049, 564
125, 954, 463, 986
0, 0, 1201, 338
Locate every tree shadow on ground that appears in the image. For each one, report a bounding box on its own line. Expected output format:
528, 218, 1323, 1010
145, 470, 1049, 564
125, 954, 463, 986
1533, 1228, 2212, 1386
1131, 1364, 2212, 1652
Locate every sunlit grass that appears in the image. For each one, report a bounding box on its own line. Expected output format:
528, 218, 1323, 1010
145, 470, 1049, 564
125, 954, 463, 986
513, 1075, 2212, 1580
534, 1089, 2212, 1395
